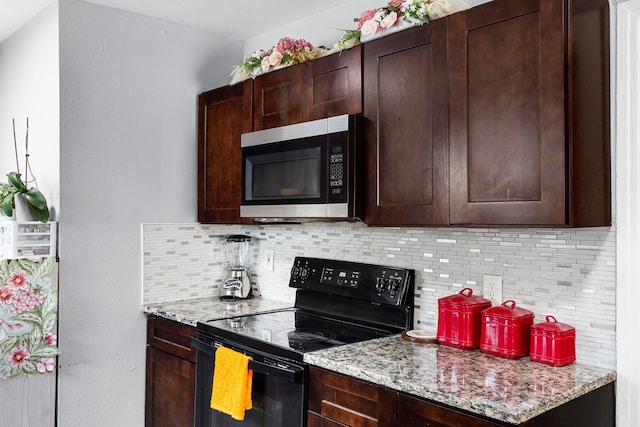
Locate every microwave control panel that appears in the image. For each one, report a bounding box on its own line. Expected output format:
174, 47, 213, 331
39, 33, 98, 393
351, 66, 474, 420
328, 147, 345, 199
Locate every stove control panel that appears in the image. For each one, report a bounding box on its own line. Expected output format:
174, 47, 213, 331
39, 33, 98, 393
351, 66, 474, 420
289, 257, 414, 306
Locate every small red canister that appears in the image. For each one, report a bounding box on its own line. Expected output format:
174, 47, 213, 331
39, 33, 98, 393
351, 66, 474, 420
530, 315, 576, 366
480, 300, 534, 359
437, 288, 492, 349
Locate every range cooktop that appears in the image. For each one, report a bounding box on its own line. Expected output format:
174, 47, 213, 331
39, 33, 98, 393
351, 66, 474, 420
197, 257, 415, 362
202, 308, 393, 356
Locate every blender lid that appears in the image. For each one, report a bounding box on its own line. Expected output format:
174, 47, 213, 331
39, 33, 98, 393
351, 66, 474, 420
225, 234, 253, 242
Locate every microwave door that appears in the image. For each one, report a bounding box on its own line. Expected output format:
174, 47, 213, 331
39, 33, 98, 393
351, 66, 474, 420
246, 147, 322, 203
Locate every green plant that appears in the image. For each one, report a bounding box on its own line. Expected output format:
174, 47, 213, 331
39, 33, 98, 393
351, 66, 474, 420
0, 172, 49, 222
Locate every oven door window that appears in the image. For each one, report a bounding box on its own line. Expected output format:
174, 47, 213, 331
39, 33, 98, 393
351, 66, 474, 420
238, 371, 304, 427
243, 136, 326, 204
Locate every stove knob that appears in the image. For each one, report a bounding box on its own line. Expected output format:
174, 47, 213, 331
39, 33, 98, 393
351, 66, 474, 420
376, 277, 388, 293
291, 267, 300, 279
301, 268, 309, 279
388, 277, 402, 296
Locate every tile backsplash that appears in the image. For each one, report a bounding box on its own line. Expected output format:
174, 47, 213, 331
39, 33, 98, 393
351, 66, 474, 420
142, 222, 616, 369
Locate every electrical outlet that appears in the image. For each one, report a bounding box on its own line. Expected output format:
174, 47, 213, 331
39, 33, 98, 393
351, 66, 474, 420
483, 275, 503, 304
264, 249, 274, 271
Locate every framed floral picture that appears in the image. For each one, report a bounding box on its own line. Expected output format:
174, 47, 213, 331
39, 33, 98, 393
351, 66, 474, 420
0, 257, 59, 380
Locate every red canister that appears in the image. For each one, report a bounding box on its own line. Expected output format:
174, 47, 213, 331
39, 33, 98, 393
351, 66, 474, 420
437, 288, 492, 349
480, 300, 534, 359
530, 315, 576, 366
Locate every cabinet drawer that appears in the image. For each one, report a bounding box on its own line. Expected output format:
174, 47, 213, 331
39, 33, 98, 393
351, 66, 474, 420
309, 367, 394, 427
146, 316, 196, 363
398, 393, 498, 427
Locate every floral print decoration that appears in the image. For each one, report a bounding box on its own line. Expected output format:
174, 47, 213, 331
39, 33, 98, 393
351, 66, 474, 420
0, 257, 58, 380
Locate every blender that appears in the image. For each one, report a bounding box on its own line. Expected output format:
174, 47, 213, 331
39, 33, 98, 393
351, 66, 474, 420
219, 234, 253, 299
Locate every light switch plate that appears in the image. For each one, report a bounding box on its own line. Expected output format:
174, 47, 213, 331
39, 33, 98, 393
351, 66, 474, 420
264, 249, 274, 271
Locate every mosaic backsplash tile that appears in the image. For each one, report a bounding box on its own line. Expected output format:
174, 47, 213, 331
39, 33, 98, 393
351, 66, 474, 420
142, 223, 616, 369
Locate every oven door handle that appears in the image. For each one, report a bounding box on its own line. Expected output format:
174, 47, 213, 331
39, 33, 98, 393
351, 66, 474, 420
248, 359, 304, 384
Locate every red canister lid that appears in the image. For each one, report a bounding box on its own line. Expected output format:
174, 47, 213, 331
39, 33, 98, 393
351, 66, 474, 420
531, 315, 575, 332
438, 288, 492, 308
482, 300, 534, 319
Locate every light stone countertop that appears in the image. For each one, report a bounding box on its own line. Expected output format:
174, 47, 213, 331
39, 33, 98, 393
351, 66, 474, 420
142, 297, 292, 326
303, 335, 616, 425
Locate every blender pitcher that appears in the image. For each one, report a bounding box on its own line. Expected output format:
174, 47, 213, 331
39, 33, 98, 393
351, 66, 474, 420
220, 234, 253, 299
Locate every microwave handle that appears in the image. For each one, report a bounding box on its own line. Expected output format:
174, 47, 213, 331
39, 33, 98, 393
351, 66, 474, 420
248, 359, 304, 384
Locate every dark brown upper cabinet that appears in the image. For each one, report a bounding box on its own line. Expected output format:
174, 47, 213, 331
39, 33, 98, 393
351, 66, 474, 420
301, 45, 363, 121
363, 19, 450, 226
448, 0, 610, 226
253, 46, 363, 130
197, 81, 254, 224
253, 64, 303, 130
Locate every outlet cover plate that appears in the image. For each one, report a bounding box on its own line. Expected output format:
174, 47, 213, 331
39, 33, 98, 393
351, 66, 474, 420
483, 275, 503, 305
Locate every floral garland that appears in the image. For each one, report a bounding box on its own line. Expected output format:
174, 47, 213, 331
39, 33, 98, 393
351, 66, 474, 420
230, 37, 330, 84
0, 257, 59, 380
228, 0, 471, 84
355, 0, 472, 39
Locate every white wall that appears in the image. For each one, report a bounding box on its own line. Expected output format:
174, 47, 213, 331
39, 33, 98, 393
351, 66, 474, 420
614, 1, 640, 426
0, 1, 59, 218
243, 0, 492, 56
57, 0, 242, 424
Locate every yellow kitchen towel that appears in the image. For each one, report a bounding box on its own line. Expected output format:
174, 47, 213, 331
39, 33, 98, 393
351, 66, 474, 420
210, 346, 253, 420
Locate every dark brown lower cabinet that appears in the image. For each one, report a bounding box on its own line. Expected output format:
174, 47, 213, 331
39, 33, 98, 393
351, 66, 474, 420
145, 316, 197, 427
308, 367, 395, 427
308, 367, 615, 427
397, 393, 498, 427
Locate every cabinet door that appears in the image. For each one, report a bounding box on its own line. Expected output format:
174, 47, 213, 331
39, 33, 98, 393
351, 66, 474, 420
197, 81, 253, 223
308, 367, 395, 427
363, 19, 449, 226
145, 346, 196, 427
397, 393, 499, 427
302, 45, 362, 121
448, 0, 565, 225
253, 65, 303, 130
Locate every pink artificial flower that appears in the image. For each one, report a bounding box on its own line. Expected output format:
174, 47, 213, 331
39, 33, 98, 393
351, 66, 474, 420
37, 358, 55, 373
0, 286, 13, 304
380, 11, 399, 28
388, 0, 405, 8
8, 271, 28, 289
9, 346, 30, 368
358, 9, 377, 29
261, 56, 271, 72
268, 50, 283, 66
44, 333, 57, 345
294, 38, 312, 51
275, 36, 296, 54
360, 19, 380, 36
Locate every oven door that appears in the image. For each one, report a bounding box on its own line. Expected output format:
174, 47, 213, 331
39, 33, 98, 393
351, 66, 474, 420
192, 334, 307, 427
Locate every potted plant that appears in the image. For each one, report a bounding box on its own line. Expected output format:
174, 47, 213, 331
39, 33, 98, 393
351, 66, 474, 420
0, 118, 50, 223
0, 172, 49, 222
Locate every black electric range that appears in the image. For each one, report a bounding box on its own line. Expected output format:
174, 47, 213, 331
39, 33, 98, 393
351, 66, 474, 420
193, 257, 415, 427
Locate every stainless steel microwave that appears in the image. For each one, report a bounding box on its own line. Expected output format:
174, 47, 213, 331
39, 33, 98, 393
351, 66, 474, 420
240, 114, 362, 222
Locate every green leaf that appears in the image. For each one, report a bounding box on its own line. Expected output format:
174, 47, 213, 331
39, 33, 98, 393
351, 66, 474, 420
1, 196, 14, 217
23, 186, 48, 209
29, 203, 50, 222
7, 172, 26, 192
